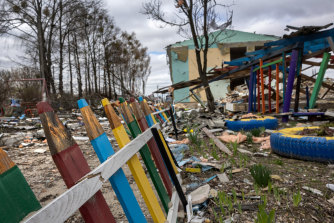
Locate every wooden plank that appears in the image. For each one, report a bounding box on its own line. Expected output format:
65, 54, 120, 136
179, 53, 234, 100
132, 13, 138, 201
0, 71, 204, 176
309, 52, 331, 108
265, 28, 334, 47
300, 73, 334, 91
102, 98, 170, 214
24, 124, 158, 223
327, 36, 334, 52
325, 112, 334, 117
118, 98, 166, 223
130, 98, 173, 200
37, 102, 116, 223
303, 60, 334, 69
167, 191, 180, 223
202, 127, 232, 156
77, 99, 146, 223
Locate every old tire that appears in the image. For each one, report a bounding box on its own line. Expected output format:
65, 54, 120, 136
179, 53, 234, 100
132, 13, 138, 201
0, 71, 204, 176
270, 126, 334, 163
225, 116, 278, 131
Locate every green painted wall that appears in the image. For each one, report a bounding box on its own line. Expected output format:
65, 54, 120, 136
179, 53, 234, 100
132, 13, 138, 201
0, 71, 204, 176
171, 50, 190, 102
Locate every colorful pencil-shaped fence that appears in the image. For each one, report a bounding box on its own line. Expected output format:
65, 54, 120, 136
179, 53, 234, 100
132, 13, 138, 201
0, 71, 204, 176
101, 98, 169, 219
118, 98, 170, 216
0, 148, 41, 223
24, 122, 162, 222
129, 98, 173, 198
77, 99, 147, 223
138, 97, 179, 174
37, 102, 116, 223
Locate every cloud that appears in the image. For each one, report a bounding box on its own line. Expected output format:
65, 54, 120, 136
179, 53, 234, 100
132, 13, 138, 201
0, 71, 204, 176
0, 0, 333, 95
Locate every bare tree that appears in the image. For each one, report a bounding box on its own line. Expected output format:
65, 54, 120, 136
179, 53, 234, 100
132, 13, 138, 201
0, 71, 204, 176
142, 0, 232, 112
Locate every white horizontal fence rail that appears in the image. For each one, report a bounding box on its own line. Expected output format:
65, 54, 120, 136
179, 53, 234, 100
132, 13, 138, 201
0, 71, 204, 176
23, 124, 160, 223
152, 108, 169, 115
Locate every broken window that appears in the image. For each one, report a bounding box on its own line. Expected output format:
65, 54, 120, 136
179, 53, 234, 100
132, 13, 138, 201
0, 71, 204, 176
230, 47, 246, 61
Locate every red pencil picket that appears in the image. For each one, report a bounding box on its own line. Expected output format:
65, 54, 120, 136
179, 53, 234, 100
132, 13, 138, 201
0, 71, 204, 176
37, 102, 116, 223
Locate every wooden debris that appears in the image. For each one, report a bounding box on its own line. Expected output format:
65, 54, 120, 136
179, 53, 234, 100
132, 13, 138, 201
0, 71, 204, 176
202, 127, 232, 156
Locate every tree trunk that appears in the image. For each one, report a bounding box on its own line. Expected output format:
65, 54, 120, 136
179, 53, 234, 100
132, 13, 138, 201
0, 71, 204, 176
67, 35, 73, 96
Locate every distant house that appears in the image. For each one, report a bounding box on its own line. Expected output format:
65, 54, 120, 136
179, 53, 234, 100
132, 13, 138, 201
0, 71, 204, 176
166, 29, 279, 103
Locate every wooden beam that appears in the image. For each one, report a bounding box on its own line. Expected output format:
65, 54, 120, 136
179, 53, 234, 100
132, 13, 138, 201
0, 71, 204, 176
202, 127, 232, 156
300, 73, 334, 91
327, 37, 334, 52
303, 60, 334, 69
24, 124, 160, 223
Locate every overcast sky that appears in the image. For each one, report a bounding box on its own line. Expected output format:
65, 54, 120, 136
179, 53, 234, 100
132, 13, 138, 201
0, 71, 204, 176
1, 0, 334, 94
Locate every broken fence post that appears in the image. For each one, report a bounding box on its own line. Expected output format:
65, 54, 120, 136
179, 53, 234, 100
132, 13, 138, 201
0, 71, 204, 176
77, 99, 147, 223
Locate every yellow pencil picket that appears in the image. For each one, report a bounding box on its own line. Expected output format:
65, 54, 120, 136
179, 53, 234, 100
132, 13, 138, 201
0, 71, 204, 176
158, 106, 170, 122
144, 100, 178, 174
101, 98, 166, 223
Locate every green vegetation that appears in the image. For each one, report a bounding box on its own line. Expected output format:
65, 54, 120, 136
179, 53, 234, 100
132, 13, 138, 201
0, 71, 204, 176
250, 164, 271, 188
293, 190, 302, 207
256, 205, 275, 223
273, 159, 283, 166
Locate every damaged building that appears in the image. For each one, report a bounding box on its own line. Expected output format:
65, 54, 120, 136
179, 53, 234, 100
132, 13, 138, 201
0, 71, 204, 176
166, 29, 278, 103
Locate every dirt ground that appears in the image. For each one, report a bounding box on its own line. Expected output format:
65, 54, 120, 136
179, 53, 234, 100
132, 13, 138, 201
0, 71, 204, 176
1, 113, 334, 223
177, 119, 334, 223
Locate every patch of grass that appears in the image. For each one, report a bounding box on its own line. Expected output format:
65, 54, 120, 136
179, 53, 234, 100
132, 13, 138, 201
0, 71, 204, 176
250, 164, 271, 188
256, 205, 275, 223
230, 141, 238, 156
273, 159, 283, 166
293, 190, 302, 207
250, 128, 262, 137
246, 132, 253, 144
